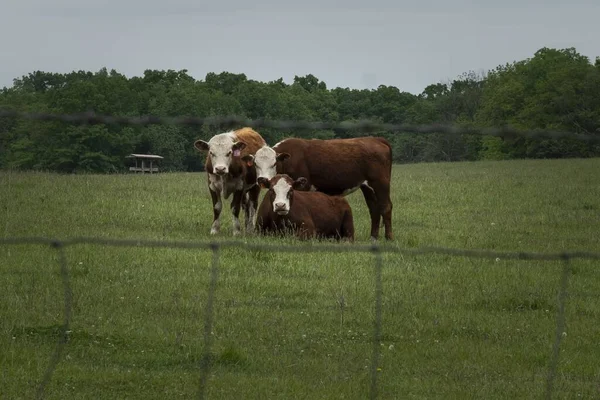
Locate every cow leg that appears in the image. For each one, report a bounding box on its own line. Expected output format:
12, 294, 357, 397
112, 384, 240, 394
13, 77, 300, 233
369, 180, 393, 241
360, 183, 381, 241
255, 208, 269, 236
209, 188, 222, 235
241, 192, 251, 233
230, 189, 244, 236
297, 221, 315, 241
245, 184, 261, 234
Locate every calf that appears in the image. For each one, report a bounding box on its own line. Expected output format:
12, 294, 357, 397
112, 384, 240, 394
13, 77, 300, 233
256, 174, 355, 241
244, 137, 393, 240
194, 127, 266, 236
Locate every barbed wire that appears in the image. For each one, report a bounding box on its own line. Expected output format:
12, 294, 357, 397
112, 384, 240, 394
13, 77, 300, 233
2, 236, 599, 399
1, 108, 599, 142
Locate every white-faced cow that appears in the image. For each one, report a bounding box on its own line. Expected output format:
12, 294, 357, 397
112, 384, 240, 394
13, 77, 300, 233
194, 127, 266, 236
243, 137, 393, 240
256, 174, 355, 241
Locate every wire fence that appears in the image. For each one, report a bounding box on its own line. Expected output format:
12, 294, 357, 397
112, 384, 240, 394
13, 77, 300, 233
1, 237, 600, 400
1, 110, 600, 398
1, 108, 600, 142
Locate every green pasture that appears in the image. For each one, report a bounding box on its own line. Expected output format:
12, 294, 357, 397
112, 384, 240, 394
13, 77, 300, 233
1, 158, 599, 399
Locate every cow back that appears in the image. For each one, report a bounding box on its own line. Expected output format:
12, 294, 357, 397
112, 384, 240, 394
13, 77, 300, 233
234, 127, 267, 157
275, 137, 392, 195
258, 189, 351, 236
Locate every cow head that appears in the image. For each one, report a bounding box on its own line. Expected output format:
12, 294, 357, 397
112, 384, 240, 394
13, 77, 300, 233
194, 132, 246, 176
244, 146, 290, 188
262, 174, 307, 216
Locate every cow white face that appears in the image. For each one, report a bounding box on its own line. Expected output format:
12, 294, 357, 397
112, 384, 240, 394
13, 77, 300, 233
248, 146, 291, 187
194, 132, 246, 175
263, 175, 307, 215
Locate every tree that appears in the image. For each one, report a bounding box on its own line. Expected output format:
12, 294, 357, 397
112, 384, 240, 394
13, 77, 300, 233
293, 74, 327, 92
1, 46, 599, 173
476, 47, 600, 159
204, 72, 247, 95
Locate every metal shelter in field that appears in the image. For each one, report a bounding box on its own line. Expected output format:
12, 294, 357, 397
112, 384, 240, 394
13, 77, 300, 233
126, 154, 163, 174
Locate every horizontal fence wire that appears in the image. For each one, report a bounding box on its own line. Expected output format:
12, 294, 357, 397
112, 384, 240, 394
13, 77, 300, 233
2, 236, 600, 260
1, 237, 600, 399
1, 108, 600, 142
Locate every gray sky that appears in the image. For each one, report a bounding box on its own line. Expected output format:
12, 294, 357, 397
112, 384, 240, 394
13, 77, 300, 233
2, 0, 598, 95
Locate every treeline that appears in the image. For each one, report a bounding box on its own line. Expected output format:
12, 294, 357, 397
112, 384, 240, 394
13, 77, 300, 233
1, 46, 599, 173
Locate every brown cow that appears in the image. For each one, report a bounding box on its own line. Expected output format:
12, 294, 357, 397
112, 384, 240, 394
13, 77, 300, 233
243, 137, 393, 240
256, 174, 355, 241
194, 127, 266, 236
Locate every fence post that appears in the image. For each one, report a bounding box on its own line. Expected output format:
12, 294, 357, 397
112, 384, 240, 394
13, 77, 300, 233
36, 240, 73, 400
544, 255, 571, 400
369, 244, 384, 400
198, 243, 220, 400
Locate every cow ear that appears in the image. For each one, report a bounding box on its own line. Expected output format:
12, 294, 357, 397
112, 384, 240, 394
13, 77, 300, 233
232, 141, 247, 151
194, 140, 209, 152
293, 177, 308, 189
276, 152, 290, 162
259, 178, 271, 189
241, 154, 254, 167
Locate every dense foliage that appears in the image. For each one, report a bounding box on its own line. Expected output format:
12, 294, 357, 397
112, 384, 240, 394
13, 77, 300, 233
1, 47, 599, 173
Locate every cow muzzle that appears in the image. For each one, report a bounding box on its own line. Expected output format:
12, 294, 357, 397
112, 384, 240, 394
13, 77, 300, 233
214, 166, 227, 175
274, 202, 289, 215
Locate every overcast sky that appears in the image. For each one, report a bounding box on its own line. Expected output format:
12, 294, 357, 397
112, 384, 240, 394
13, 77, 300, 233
2, 0, 598, 95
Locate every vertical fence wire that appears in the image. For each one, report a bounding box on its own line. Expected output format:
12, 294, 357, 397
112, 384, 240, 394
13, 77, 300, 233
198, 243, 221, 400
369, 245, 384, 400
544, 255, 572, 400
35, 240, 72, 400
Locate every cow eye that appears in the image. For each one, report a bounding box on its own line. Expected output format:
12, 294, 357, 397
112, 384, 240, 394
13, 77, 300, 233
227, 151, 232, 156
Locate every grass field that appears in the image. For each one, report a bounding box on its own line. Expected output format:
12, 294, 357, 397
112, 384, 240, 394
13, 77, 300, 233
1, 158, 599, 399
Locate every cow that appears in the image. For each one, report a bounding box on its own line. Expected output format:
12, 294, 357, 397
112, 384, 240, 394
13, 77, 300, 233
193, 127, 266, 236
242, 137, 393, 241
256, 174, 355, 241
